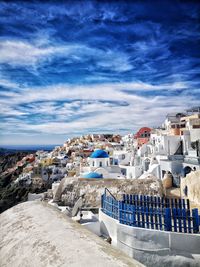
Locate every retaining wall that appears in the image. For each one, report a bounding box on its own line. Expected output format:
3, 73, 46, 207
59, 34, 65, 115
99, 209, 200, 267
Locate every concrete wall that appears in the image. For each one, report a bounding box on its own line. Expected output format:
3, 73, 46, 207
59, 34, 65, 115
160, 159, 183, 179
112, 151, 131, 165
89, 157, 110, 168
94, 167, 110, 177
95, 166, 122, 179
82, 221, 101, 236
120, 165, 143, 179
99, 210, 200, 267
99, 212, 118, 246
151, 135, 181, 156
147, 164, 160, 179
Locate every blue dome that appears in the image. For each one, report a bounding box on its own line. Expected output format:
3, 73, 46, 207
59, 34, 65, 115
82, 172, 103, 179
90, 149, 109, 158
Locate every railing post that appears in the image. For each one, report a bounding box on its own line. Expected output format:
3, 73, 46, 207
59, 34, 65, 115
131, 205, 135, 226
101, 194, 104, 211
182, 209, 187, 233
192, 208, 199, 233
116, 199, 119, 220
119, 201, 123, 224
150, 207, 154, 229
172, 208, 177, 232
123, 194, 126, 203
143, 195, 146, 208
178, 199, 182, 209
145, 207, 149, 228
130, 194, 133, 205
177, 208, 182, 232
141, 207, 145, 228
182, 199, 186, 209
187, 199, 190, 210
158, 208, 162, 230
164, 208, 172, 231
188, 210, 192, 233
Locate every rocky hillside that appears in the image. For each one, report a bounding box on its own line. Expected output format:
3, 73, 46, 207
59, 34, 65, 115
0, 151, 46, 213
0, 151, 30, 173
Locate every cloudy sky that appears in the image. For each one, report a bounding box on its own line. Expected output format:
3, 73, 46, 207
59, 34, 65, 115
0, 1, 199, 145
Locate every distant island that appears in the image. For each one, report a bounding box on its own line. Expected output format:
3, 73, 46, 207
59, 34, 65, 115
0, 145, 60, 155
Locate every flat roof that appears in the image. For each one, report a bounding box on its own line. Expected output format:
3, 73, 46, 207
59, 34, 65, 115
0, 201, 142, 267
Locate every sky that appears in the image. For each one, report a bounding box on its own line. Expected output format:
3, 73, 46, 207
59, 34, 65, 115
0, 1, 200, 145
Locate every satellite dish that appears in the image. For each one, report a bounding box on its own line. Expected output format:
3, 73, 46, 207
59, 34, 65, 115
71, 197, 83, 217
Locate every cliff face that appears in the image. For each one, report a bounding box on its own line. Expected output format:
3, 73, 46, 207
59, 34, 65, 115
0, 152, 30, 213
0, 151, 29, 174
53, 177, 164, 208
0, 201, 142, 267
0, 151, 46, 213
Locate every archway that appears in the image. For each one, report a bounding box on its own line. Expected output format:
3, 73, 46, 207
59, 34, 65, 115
183, 166, 192, 177
144, 158, 150, 171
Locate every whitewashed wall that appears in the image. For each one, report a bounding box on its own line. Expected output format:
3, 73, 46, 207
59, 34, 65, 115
99, 209, 200, 267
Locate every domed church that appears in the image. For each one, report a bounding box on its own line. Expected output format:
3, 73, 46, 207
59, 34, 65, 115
89, 149, 110, 168
80, 149, 123, 179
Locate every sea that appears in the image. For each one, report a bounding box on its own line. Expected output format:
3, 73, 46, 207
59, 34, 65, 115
0, 144, 60, 152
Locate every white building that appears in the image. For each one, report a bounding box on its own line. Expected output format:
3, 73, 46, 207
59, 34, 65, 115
15, 172, 32, 185
80, 149, 123, 179
119, 109, 200, 182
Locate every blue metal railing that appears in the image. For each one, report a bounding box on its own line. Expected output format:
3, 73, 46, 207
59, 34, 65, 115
101, 190, 199, 234
101, 189, 119, 220
122, 194, 190, 210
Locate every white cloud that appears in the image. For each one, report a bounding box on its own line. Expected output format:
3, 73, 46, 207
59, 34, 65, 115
0, 80, 189, 108
0, 80, 199, 139
0, 78, 20, 88
0, 39, 132, 72
0, 40, 66, 66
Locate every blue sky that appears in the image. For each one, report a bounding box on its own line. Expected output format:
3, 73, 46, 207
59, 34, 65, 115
0, 1, 199, 145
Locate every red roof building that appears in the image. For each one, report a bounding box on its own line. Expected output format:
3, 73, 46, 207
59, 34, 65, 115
134, 127, 151, 147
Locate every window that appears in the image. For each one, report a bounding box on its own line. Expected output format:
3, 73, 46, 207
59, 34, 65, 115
184, 186, 188, 197
93, 161, 95, 166
144, 159, 150, 171
99, 161, 102, 167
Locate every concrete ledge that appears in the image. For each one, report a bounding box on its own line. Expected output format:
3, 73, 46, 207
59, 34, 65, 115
117, 224, 170, 251
170, 232, 200, 254
0, 201, 143, 267
99, 209, 118, 246
99, 209, 200, 267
